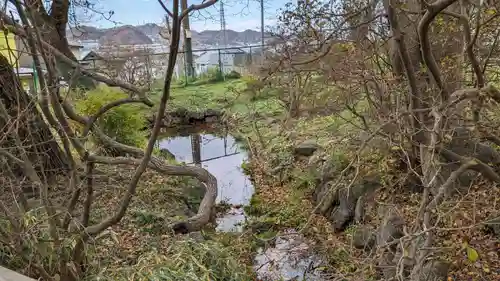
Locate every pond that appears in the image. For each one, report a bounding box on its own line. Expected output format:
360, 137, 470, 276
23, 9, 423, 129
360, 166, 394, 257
158, 132, 327, 280
157, 133, 253, 232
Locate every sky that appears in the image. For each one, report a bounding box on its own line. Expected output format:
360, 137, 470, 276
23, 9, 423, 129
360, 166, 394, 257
79, 0, 290, 31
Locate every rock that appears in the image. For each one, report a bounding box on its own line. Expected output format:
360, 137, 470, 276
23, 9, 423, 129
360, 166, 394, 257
205, 109, 220, 117
352, 226, 375, 250
354, 195, 365, 223
294, 140, 320, 156
329, 187, 358, 231
441, 126, 500, 191
188, 231, 205, 242
415, 260, 450, 281
329, 179, 381, 232
191, 111, 205, 120
375, 210, 406, 281
448, 127, 500, 163
330, 205, 353, 232
170, 108, 188, 119
377, 210, 405, 247
312, 180, 331, 205
315, 182, 339, 216
205, 116, 218, 123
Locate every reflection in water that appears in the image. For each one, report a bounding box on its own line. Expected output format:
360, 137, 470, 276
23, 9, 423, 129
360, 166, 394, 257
191, 134, 201, 167
158, 133, 326, 279
158, 133, 254, 231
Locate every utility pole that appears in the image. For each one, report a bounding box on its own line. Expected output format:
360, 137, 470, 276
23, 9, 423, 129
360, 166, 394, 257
181, 0, 195, 78
220, 0, 227, 79
220, 1, 227, 47
260, 0, 264, 47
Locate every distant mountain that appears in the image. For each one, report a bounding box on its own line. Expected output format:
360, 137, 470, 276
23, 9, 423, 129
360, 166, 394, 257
68, 24, 269, 46
134, 23, 162, 39
99, 25, 153, 45
69, 25, 105, 40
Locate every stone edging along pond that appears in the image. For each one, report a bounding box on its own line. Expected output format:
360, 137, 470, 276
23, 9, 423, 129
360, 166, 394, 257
147, 108, 223, 128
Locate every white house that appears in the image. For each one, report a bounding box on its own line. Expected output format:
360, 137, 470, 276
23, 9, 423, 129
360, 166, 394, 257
194, 48, 248, 75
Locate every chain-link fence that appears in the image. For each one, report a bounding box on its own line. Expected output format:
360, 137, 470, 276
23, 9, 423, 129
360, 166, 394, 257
80, 45, 267, 87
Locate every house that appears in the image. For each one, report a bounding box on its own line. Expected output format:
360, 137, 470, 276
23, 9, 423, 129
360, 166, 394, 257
0, 32, 17, 65
79, 48, 163, 84
68, 43, 84, 60
194, 48, 248, 75
0, 33, 41, 94
79, 50, 104, 69
10, 36, 84, 69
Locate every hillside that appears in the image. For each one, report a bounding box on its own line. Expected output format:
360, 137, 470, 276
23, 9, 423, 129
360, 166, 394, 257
68, 24, 269, 46
99, 25, 154, 45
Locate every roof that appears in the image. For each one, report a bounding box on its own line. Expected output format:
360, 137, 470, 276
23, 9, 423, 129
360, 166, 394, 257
78, 50, 94, 60
220, 48, 245, 54
80, 50, 103, 61
68, 42, 84, 48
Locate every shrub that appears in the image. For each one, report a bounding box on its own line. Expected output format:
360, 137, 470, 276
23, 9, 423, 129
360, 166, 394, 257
75, 85, 148, 154
225, 70, 241, 80
240, 75, 267, 101
198, 66, 223, 83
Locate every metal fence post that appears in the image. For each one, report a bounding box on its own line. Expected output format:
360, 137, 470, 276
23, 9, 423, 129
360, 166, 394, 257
183, 51, 188, 86
217, 48, 224, 81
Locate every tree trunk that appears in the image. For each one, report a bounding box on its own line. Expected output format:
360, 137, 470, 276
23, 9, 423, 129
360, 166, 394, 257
25, 0, 96, 89
0, 54, 69, 179
49, 31, 96, 89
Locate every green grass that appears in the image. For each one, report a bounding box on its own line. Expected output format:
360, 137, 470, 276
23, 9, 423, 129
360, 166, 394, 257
149, 79, 244, 112
148, 79, 285, 117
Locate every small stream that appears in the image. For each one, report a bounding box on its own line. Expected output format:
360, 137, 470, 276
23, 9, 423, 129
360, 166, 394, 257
158, 132, 327, 281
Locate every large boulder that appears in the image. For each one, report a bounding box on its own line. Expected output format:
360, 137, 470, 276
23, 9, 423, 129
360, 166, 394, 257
327, 179, 381, 232
294, 140, 320, 156
441, 126, 500, 192
447, 127, 500, 164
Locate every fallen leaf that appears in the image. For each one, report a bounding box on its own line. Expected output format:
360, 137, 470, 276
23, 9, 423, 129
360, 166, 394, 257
466, 246, 479, 262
